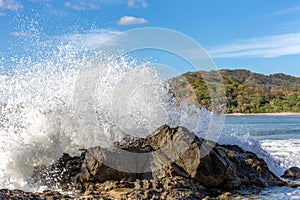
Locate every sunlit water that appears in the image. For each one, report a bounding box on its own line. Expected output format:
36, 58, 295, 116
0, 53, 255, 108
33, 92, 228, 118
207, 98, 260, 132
222, 116, 300, 199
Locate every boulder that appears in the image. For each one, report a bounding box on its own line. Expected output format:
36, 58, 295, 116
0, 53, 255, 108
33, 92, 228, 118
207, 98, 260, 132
31, 124, 287, 198
79, 146, 135, 183
142, 125, 282, 189
282, 167, 300, 179
143, 125, 237, 187
220, 145, 284, 188
31, 152, 85, 190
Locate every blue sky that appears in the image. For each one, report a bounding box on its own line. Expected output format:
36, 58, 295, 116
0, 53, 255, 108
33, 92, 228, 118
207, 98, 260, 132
1, 0, 300, 76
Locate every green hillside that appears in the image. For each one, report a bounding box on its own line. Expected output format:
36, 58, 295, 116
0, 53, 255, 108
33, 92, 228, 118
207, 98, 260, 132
169, 69, 300, 113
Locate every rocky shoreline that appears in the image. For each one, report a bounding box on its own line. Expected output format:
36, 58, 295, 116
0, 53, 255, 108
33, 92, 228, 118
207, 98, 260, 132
1, 125, 299, 199
225, 112, 300, 116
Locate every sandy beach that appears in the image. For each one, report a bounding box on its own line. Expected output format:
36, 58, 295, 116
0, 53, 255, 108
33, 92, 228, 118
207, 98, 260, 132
226, 112, 300, 116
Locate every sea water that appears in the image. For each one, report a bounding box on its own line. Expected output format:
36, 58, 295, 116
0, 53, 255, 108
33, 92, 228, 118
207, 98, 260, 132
222, 116, 300, 199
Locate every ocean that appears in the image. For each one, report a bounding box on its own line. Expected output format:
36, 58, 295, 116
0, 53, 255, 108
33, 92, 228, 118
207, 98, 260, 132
222, 116, 300, 199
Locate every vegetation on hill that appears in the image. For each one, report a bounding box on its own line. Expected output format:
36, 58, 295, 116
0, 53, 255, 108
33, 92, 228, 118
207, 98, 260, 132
169, 69, 300, 113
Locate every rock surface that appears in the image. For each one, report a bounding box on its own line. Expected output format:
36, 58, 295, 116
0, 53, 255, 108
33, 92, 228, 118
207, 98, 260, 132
1, 125, 296, 199
0, 189, 72, 200
282, 167, 300, 179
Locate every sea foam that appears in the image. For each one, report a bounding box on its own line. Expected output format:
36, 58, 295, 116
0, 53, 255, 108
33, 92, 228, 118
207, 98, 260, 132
0, 37, 215, 190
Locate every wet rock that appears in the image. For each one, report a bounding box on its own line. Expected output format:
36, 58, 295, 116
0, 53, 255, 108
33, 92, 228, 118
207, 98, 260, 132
220, 145, 284, 188
28, 125, 291, 199
0, 189, 71, 200
31, 151, 85, 190
79, 146, 134, 183
282, 167, 300, 179
144, 125, 282, 189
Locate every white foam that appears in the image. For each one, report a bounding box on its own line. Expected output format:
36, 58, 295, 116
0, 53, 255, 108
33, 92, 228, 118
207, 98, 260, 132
261, 139, 300, 170
0, 40, 214, 190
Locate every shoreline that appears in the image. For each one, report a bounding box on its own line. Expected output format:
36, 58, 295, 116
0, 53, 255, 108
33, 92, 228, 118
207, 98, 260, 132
225, 112, 300, 116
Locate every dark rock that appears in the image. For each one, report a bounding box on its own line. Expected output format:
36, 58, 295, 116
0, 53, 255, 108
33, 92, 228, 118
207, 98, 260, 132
0, 189, 71, 200
140, 125, 282, 189
28, 124, 292, 199
146, 125, 237, 187
79, 146, 134, 184
220, 145, 284, 188
31, 151, 86, 190
282, 167, 300, 179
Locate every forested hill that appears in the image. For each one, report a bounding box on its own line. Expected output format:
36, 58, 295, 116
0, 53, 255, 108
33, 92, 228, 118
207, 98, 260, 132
169, 69, 300, 113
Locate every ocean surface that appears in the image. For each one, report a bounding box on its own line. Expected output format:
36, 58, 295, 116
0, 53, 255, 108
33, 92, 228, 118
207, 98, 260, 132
222, 116, 300, 199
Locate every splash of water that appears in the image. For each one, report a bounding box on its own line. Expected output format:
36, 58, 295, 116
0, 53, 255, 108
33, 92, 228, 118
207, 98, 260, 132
0, 34, 215, 190
0, 43, 83, 190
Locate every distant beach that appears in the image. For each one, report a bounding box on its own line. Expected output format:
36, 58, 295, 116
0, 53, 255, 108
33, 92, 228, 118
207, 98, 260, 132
226, 112, 300, 116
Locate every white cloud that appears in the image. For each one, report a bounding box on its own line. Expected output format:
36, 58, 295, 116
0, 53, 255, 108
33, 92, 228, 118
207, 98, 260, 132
0, 0, 23, 11
117, 16, 148, 26
62, 29, 120, 49
10, 32, 38, 37
208, 32, 300, 58
128, 0, 147, 8
0, 12, 6, 16
65, 1, 100, 11
269, 5, 300, 16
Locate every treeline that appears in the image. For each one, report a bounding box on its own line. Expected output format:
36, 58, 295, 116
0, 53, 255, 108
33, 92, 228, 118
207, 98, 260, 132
169, 69, 300, 113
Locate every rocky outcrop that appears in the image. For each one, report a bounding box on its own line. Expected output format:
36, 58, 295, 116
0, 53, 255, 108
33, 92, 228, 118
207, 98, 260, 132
31, 152, 85, 190
0, 189, 71, 200
282, 167, 300, 179
15, 125, 295, 199
141, 125, 283, 189
219, 144, 284, 188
